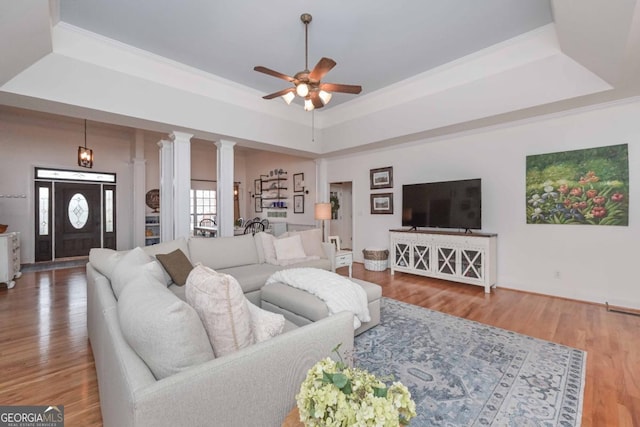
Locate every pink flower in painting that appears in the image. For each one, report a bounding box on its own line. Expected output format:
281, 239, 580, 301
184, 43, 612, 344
564, 198, 572, 208
570, 187, 583, 197
558, 184, 569, 194
611, 193, 624, 202
586, 189, 598, 199
592, 206, 607, 218
593, 196, 606, 205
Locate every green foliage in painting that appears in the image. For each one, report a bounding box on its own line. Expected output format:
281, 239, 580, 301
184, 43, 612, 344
525, 144, 629, 226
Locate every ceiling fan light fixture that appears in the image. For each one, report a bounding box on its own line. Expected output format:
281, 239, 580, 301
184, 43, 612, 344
254, 12, 362, 112
296, 83, 309, 97
318, 90, 332, 105
304, 98, 315, 111
282, 92, 295, 104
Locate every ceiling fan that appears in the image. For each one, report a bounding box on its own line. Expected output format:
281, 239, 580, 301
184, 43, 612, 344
254, 13, 362, 111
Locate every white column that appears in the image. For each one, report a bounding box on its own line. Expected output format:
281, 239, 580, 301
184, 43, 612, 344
215, 140, 236, 237
315, 158, 329, 202
158, 139, 174, 242
315, 158, 329, 241
132, 129, 146, 247
171, 131, 193, 240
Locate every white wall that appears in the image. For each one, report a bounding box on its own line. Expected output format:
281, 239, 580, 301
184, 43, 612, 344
325, 99, 640, 309
243, 151, 318, 228
0, 107, 135, 262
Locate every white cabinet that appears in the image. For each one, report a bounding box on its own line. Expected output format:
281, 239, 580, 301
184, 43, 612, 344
145, 214, 160, 246
390, 230, 497, 293
0, 232, 21, 289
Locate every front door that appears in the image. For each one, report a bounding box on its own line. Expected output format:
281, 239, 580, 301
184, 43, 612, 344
54, 183, 102, 258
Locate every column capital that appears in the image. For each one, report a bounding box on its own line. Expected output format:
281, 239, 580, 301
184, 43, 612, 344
169, 131, 193, 143
215, 140, 236, 149
157, 139, 172, 149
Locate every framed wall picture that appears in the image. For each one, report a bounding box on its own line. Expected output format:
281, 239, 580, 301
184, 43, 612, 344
293, 194, 304, 213
255, 196, 262, 213
254, 178, 262, 195
293, 173, 305, 193
370, 193, 393, 214
370, 166, 393, 189
328, 236, 340, 251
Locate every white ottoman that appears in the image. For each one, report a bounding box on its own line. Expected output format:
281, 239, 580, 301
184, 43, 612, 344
260, 278, 382, 336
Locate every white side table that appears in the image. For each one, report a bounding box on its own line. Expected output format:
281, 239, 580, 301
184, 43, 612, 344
335, 250, 353, 278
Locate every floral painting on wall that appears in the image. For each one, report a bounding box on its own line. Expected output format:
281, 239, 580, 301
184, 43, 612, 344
526, 144, 628, 226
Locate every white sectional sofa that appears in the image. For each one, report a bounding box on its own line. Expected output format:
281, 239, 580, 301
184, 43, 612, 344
86, 230, 381, 427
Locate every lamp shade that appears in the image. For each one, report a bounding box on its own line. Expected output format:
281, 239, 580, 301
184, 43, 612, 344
318, 90, 332, 105
304, 98, 315, 111
314, 202, 331, 220
282, 92, 295, 105
296, 83, 309, 97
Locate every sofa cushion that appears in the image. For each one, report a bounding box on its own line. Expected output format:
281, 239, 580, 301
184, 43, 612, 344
143, 237, 190, 259
273, 234, 307, 261
118, 274, 215, 380
283, 257, 332, 271
287, 228, 325, 258
255, 232, 278, 265
189, 234, 259, 270
186, 264, 255, 357
218, 263, 282, 294
156, 249, 193, 286
111, 247, 166, 298
247, 301, 285, 342
89, 248, 126, 279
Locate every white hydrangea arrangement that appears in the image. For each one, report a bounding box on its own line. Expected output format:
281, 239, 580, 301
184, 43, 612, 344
296, 345, 416, 426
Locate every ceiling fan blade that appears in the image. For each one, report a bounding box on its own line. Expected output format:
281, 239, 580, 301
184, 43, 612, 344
262, 87, 295, 100
321, 83, 362, 94
254, 66, 295, 82
310, 92, 325, 108
309, 57, 337, 81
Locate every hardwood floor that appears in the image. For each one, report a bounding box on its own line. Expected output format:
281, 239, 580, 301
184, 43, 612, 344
1, 263, 638, 426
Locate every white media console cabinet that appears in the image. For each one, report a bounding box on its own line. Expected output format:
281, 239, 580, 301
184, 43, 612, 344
389, 229, 497, 293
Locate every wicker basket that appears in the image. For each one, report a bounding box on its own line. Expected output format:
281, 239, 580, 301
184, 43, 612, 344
362, 248, 389, 271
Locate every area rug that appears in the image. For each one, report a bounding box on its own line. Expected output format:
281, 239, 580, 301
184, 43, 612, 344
354, 298, 586, 426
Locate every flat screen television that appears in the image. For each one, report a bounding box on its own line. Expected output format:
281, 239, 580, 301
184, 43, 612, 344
402, 179, 481, 230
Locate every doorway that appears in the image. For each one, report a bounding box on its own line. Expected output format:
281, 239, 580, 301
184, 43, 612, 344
329, 182, 353, 250
54, 183, 102, 258
34, 168, 117, 261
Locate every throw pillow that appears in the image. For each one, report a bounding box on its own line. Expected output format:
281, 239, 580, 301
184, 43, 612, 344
289, 228, 325, 258
185, 264, 254, 357
118, 274, 215, 380
247, 302, 285, 342
111, 247, 166, 298
156, 249, 194, 286
255, 232, 278, 265
273, 234, 306, 260
89, 248, 126, 279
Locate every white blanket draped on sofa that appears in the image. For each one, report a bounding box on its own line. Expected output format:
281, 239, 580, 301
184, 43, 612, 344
266, 268, 371, 329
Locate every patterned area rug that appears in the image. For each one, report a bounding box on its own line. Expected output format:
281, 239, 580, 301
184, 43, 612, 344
354, 298, 586, 426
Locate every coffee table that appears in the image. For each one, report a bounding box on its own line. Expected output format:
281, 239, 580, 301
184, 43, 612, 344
282, 407, 302, 427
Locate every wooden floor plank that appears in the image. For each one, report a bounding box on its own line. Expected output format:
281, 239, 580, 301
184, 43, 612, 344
1, 263, 638, 426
